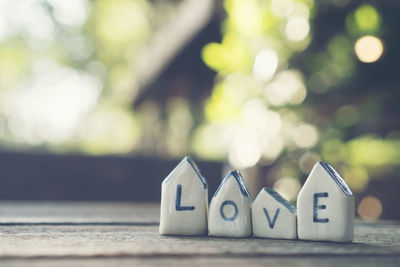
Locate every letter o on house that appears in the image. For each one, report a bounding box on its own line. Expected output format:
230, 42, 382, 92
220, 200, 238, 221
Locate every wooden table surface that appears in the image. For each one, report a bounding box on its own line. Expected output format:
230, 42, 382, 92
0, 202, 399, 266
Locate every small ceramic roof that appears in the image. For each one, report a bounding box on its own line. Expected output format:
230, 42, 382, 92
263, 188, 296, 214
213, 170, 250, 198
163, 155, 207, 189
319, 161, 353, 196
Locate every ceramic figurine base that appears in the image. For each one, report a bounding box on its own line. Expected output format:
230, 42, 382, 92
252, 188, 297, 239
297, 161, 354, 242
159, 156, 208, 236
208, 170, 251, 238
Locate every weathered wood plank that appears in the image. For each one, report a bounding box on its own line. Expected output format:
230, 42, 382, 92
0, 202, 159, 224
1, 256, 400, 267
0, 224, 399, 258
0, 201, 399, 266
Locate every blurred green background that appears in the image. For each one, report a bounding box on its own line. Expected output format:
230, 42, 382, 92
0, 0, 399, 221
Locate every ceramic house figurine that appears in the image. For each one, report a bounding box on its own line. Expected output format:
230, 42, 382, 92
297, 161, 354, 242
208, 170, 252, 237
252, 188, 297, 239
159, 156, 208, 236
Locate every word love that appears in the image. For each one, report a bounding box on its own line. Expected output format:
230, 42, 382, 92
159, 156, 354, 242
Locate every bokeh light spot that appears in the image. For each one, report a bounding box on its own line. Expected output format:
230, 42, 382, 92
229, 129, 262, 169
264, 70, 304, 106
299, 152, 321, 173
47, 0, 88, 27
292, 124, 319, 148
335, 105, 360, 128
354, 35, 383, 63
270, 0, 293, 18
354, 4, 381, 33
285, 16, 310, 42
308, 72, 331, 94
262, 136, 284, 161
273, 177, 301, 201
358, 196, 382, 221
343, 166, 369, 192
253, 49, 278, 81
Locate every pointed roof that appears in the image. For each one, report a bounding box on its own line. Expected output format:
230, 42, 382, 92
262, 188, 296, 214
163, 155, 207, 189
213, 170, 250, 198
318, 161, 353, 196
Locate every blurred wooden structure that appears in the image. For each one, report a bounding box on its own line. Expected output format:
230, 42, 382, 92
0, 151, 222, 202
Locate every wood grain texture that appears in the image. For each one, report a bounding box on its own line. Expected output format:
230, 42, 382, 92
0, 202, 399, 266
1, 257, 400, 267
0, 201, 160, 224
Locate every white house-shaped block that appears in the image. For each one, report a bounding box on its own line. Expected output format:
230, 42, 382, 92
252, 188, 297, 239
159, 156, 208, 236
297, 161, 354, 242
208, 170, 251, 237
